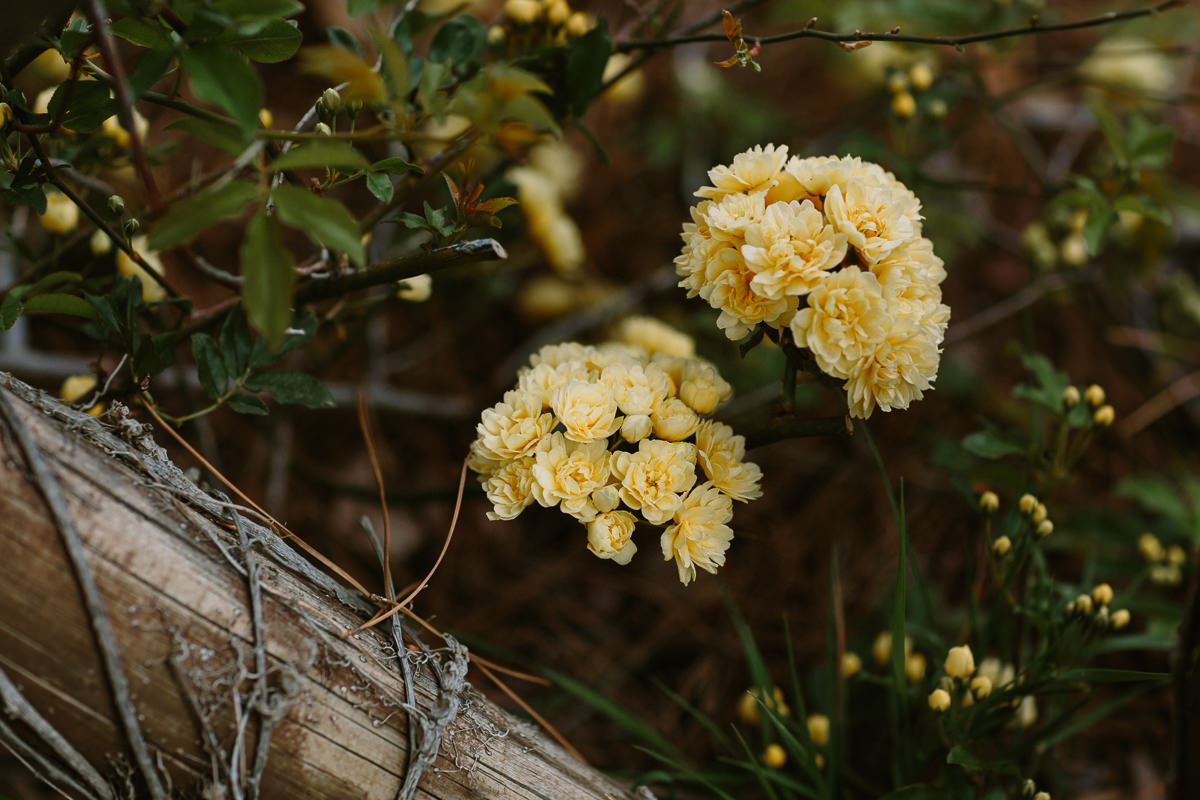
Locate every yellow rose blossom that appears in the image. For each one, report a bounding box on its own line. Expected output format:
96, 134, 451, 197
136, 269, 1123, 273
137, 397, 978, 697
530, 433, 612, 520
1079, 36, 1175, 103
650, 397, 700, 442
706, 250, 799, 339
485, 457, 536, 520
551, 379, 622, 443
475, 389, 556, 461
694, 421, 762, 502
944, 645, 975, 679
791, 266, 892, 380
678, 358, 733, 415
586, 510, 638, 565
660, 482, 734, 585
842, 320, 940, 419
620, 414, 652, 443
601, 360, 672, 416
615, 315, 695, 358
517, 361, 586, 409
695, 143, 789, 201
611, 438, 698, 524
115, 236, 167, 302
823, 178, 920, 266
38, 190, 80, 234
741, 199, 848, 299
527, 341, 593, 369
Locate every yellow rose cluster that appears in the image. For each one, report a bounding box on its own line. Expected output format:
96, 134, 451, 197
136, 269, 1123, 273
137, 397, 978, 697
676, 145, 950, 418
469, 322, 762, 585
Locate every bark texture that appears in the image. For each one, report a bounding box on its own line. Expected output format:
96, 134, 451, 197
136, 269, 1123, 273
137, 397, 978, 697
0, 372, 640, 800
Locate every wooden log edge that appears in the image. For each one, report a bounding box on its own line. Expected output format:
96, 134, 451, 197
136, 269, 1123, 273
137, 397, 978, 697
0, 372, 648, 800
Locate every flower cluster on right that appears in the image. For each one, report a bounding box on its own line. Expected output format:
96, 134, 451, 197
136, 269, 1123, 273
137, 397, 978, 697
676, 145, 950, 418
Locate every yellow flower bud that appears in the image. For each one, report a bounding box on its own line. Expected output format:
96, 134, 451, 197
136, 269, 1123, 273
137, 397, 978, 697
1018, 494, 1037, 514
1061, 386, 1080, 408
978, 491, 999, 513
1036, 519, 1053, 538
1073, 593, 1093, 615
909, 61, 935, 90
1059, 234, 1089, 266
927, 98, 948, 118
565, 11, 591, 37
806, 714, 830, 747
545, 0, 570, 26
620, 414, 652, 443
396, 273, 432, 302
1092, 583, 1113, 606
891, 91, 917, 118
505, 0, 541, 24
38, 189, 80, 234
1167, 545, 1187, 566
1093, 404, 1115, 427
762, 743, 786, 769
1111, 608, 1130, 630
815, 753, 825, 769
872, 632, 912, 667
0, 102, 11, 127
1033, 793, 1050, 800
1084, 384, 1106, 407
1031, 503, 1048, 524
591, 485, 619, 514
1138, 532, 1163, 562
970, 675, 992, 698
928, 688, 951, 712
992, 536, 1012, 557
115, 236, 167, 303
905, 652, 927, 683
736, 690, 760, 724
1017, 695, 1038, 728
258, 107, 274, 128
841, 651, 862, 678
944, 645, 976, 679
487, 25, 506, 45
887, 72, 909, 93
90, 229, 112, 256
314, 122, 332, 136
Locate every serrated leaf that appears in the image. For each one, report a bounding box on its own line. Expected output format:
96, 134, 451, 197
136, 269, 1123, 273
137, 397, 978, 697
268, 141, 369, 171
20, 293, 98, 319
240, 213, 295, 349
962, 429, 1024, 460
365, 171, 393, 203
191, 333, 228, 399
166, 117, 254, 154
271, 183, 365, 267
51, 81, 119, 134
183, 43, 263, 130
230, 18, 302, 63
243, 369, 334, 407
226, 392, 269, 414
148, 180, 259, 250
565, 19, 611, 118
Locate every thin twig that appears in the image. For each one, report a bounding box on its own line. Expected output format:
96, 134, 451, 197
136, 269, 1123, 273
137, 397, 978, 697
0, 665, 115, 799
0, 716, 100, 800
294, 239, 507, 304
945, 271, 1089, 344
0, 390, 166, 800
84, 0, 161, 211
1117, 369, 1200, 439
616, 0, 1187, 52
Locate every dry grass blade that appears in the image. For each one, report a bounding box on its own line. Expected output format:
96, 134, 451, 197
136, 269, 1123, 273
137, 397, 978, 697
139, 397, 373, 599
473, 660, 587, 764
357, 392, 392, 599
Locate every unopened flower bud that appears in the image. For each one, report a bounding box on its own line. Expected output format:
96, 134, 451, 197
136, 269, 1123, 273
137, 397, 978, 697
620, 413, 652, 443
545, 0, 570, 26
505, 0, 541, 24
891, 91, 916, 118
107, 194, 126, 214
1084, 384, 1106, 407
1111, 608, 1130, 629
1060, 234, 1089, 266
90, 229, 112, 256
841, 651, 862, 678
873, 632, 912, 667
1022, 779, 1038, 798
314, 121, 333, 137
1167, 545, 1187, 566
762, 743, 786, 768
1018, 493, 1038, 514
909, 61, 935, 90
396, 273, 432, 302
0, 102, 11, 127
319, 87, 342, 118
806, 714, 829, 746
887, 72, 909, 93
927, 98, 948, 118
565, 10, 591, 37
591, 485, 619, 514
928, 688, 951, 712
905, 652, 926, 683
970, 675, 992, 698
1093, 405, 1115, 427
944, 645, 975, 679
1094, 606, 1110, 627
123, 217, 140, 234
1138, 533, 1163, 562
1062, 385, 1080, 408
1031, 503, 1048, 524
978, 491, 999, 513
487, 25, 506, 45
1092, 583, 1113, 606
1034, 793, 1050, 800
258, 107, 273, 128
1073, 593, 1093, 615
1036, 519, 1053, 538
992, 536, 1012, 557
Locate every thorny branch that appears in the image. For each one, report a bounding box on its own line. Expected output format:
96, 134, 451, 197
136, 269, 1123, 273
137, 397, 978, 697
615, 0, 1187, 53
0, 390, 167, 800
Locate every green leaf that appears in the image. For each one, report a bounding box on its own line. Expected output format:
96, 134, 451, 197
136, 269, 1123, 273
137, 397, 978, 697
110, 17, 171, 47
148, 180, 259, 250
240, 213, 296, 349
1127, 116, 1174, 170
1082, 203, 1116, 255
365, 171, 393, 203
271, 184, 365, 267
51, 81, 118, 134
326, 26, 365, 57
1, 288, 31, 329
20, 293, 98, 319
1012, 349, 1071, 413
268, 141, 369, 171
1116, 475, 1188, 521
230, 18, 302, 63
166, 117, 254, 155
564, 19, 611, 118
429, 15, 486, 75
183, 43, 264, 131
243, 369, 334, 407
219, 303, 254, 375
226, 392, 269, 415
1091, 104, 1126, 165
1099, 633, 1176, 654
347, 0, 384, 16
191, 334, 228, 400
213, 0, 304, 17
962, 429, 1025, 460
129, 46, 175, 97
370, 157, 423, 175
1054, 668, 1169, 683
